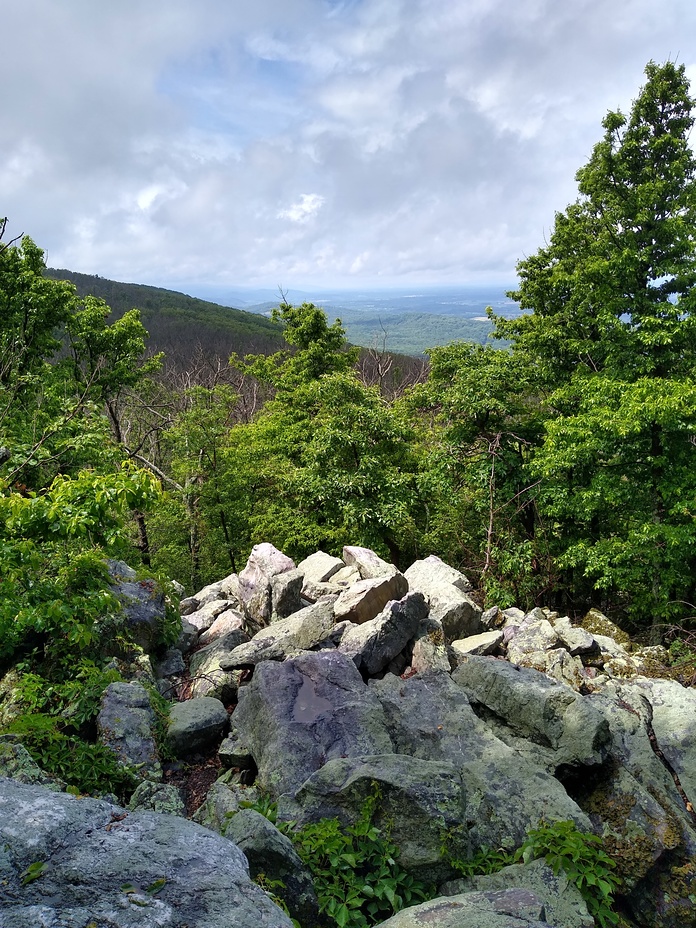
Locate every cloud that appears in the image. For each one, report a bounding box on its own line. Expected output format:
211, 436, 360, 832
1, 0, 695, 288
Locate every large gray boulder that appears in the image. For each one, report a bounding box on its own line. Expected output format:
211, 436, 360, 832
452, 656, 610, 769
403, 559, 482, 642
238, 543, 296, 629
189, 628, 249, 700
220, 599, 338, 669
0, 776, 292, 928
168, 696, 229, 756
229, 650, 393, 796
374, 889, 551, 927
370, 671, 591, 852
97, 682, 161, 781
404, 555, 473, 593
440, 858, 593, 928
225, 808, 320, 926
107, 562, 167, 652
286, 753, 468, 882
338, 592, 428, 675
334, 575, 409, 624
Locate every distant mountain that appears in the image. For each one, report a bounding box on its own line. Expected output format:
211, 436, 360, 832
45, 269, 285, 363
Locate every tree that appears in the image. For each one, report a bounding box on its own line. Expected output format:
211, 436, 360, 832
496, 62, 696, 628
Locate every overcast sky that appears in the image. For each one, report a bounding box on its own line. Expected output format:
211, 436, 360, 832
2, 0, 695, 291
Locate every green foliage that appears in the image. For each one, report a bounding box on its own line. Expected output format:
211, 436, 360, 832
251, 790, 431, 928
447, 844, 516, 877
515, 821, 620, 928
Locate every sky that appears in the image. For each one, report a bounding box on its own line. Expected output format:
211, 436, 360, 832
2, 0, 695, 292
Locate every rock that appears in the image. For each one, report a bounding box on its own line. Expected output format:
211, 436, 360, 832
189, 628, 249, 700
411, 616, 451, 673
0, 776, 292, 927
338, 593, 428, 676
238, 542, 296, 628
127, 780, 185, 816
334, 574, 409, 624
501, 607, 526, 625
506, 620, 559, 664
97, 682, 161, 781
404, 555, 474, 593
297, 550, 345, 584
270, 568, 304, 618
440, 858, 594, 928
372, 888, 550, 927
219, 734, 255, 770
581, 608, 631, 646
452, 656, 610, 769
331, 564, 361, 586
185, 598, 236, 633
520, 648, 587, 689
173, 617, 198, 653
229, 650, 393, 796
193, 778, 259, 832
343, 544, 401, 580
552, 616, 598, 656
168, 696, 229, 757
199, 608, 245, 646
370, 670, 591, 853
0, 739, 63, 790
108, 568, 167, 652
403, 565, 482, 643
481, 605, 503, 630
154, 647, 186, 679
225, 808, 320, 926
220, 599, 337, 669
451, 630, 503, 659
287, 753, 468, 883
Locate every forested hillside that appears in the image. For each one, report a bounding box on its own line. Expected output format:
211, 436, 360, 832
1, 61, 695, 734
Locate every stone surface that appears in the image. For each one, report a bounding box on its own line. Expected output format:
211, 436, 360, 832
286, 753, 468, 882
225, 808, 320, 926
153, 647, 186, 678
338, 592, 428, 675
97, 682, 161, 781
0, 776, 292, 928
230, 650, 393, 795
0, 740, 63, 791
343, 544, 401, 580
238, 542, 296, 628
506, 620, 559, 664
552, 616, 597, 656
127, 780, 186, 816
403, 567, 482, 643
198, 608, 245, 646
220, 598, 338, 668
334, 574, 409, 624
189, 628, 249, 700
108, 569, 167, 652
440, 858, 593, 928
297, 550, 345, 584
453, 656, 610, 768
410, 616, 451, 673
185, 598, 235, 633
373, 889, 550, 927
168, 696, 229, 756
451, 630, 503, 659
404, 555, 474, 593
270, 567, 304, 618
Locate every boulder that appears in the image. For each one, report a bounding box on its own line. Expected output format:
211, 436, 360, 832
506, 620, 559, 664
297, 550, 345, 584
451, 630, 503, 659
404, 555, 474, 593
193, 777, 259, 832
0, 739, 63, 790
343, 544, 402, 580
452, 656, 610, 769
0, 776, 292, 928
225, 808, 320, 926
189, 628, 249, 700
410, 615, 451, 673
286, 753, 468, 883
198, 608, 245, 646
338, 592, 428, 675
153, 647, 186, 679
552, 616, 598, 656
270, 568, 304, 619
334, 574, 409, 624
97, 682, 161, 781
185, 598, 235, 633
372, 888, 550, 927
108, 567, 167, 652
440, 858, 593, 928
238, 542, 296, 628
127, 780, 186, 816
220, 599, 338, 669
229, 650, 393, 796
173, 617, 198, 653
168, 696, 229, 757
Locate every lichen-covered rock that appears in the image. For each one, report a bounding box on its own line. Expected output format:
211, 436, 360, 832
238, 542, 296, 629
285, 753, 468, 883
338, 593, 428, 675
404, 555, 474, 594
225, 808, 321, 926
127, 779, 185, 816
97, 681, 161, 781
403, 561, 481, 643
552, 616, 597, 656
189, 629, 249, 700
0, 776, 292, 928
220, 599, 337, 669
411, 615, 451, 673
192, 777, 259, 832
439, 858, 593, 928
168, 696, 229, 757
373, 888, 550, 927
0, 740, 63, 791
108, 568, 167, 653
343, 544, 401, 580
581, 608, 631, 647
230, 650, 393, 796
506, 620, 559, 664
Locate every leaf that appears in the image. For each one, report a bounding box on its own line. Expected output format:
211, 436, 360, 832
20, 861, 46, 885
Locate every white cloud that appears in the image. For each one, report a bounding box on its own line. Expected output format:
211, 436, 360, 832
0, 0, 695, 288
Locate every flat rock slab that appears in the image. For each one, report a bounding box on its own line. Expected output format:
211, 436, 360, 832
404, 555, 473, 593
374, 888, 550, 927
451, 630, 503, 659
168, 696, 229, 757
0, 776, 292, 928
230, 650, 393, 796
297, 550, 345, 584
334, 574, 409, 625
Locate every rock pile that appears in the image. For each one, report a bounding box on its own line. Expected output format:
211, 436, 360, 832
2, 542, 696, 927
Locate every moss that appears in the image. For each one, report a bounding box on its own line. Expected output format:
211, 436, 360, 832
582, 609, 632, 647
